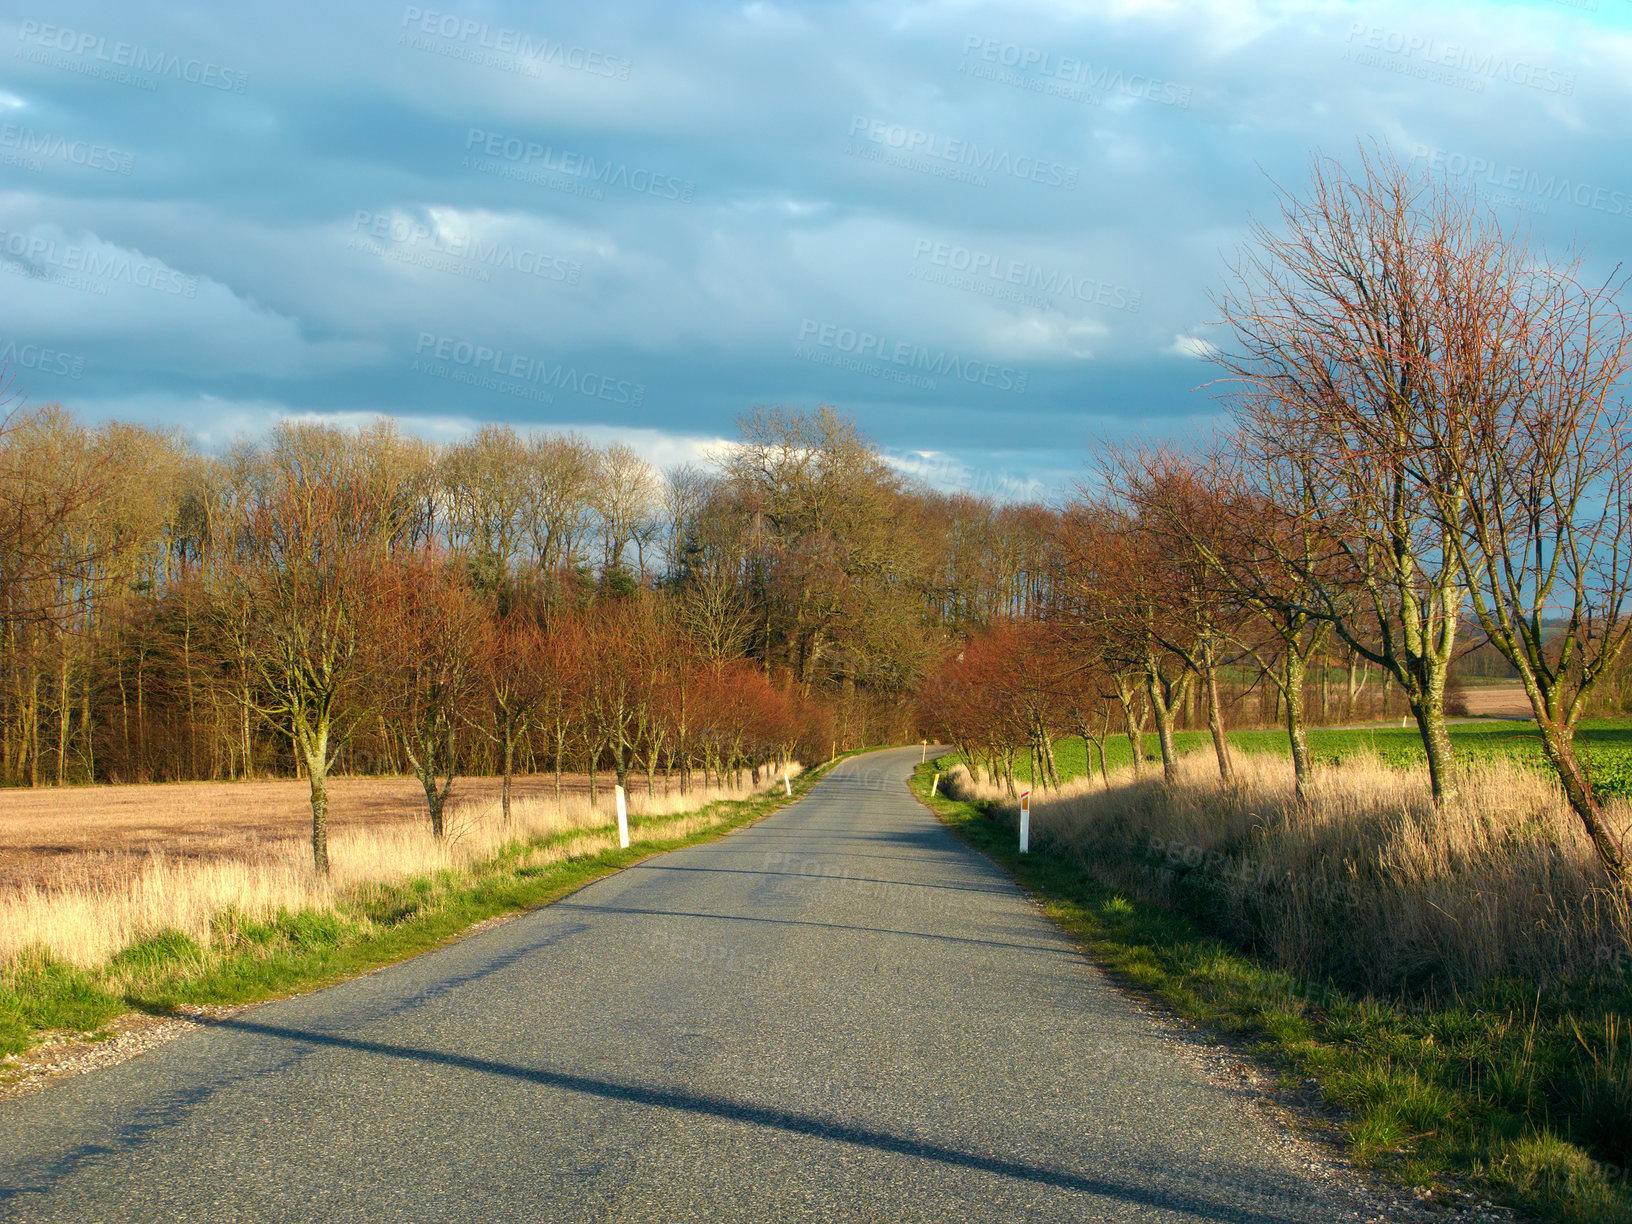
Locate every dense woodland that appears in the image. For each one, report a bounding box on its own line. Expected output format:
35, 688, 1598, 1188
0, 401, 1066, 872
0, 400, 1464, 795
6, 151, 1632, 888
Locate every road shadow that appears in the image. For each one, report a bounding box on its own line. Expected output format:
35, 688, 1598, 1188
176, 1014, 1326, 1224
560, 901, 1086, 957
625, 862, 1011, 898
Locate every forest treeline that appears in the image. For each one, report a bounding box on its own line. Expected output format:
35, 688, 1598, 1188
0, 392, 1454, 812
0, 401, 1072, 868
8, 150, 1632, 889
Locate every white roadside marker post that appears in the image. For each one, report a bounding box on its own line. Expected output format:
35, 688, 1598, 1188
1019, 789, 1031, 854
921, 740, 927, 763
615, 784, 629, 849
783, 771, 791, 796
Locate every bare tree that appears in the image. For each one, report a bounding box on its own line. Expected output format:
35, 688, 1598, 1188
1102, 461, 1247, 785
234, 425, 393, 874
442, 425, 531, 583
521, 432, 596, 576
593, 443, 661, 581
1121, 442, 1334, 798
1055, 498, 1191, 783
1422, 246, 1632, 886
476, 613, 547, 824
376, 555, 483, 838
1215, 148, 1469, 801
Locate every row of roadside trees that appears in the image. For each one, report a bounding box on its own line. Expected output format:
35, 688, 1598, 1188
922, 148, 1632, 893
0, 401, 1068, 874
8, 148, 1630, 888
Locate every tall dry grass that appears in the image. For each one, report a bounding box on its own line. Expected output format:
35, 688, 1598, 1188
949, 753, 1631, 996
1, 768, 801, 969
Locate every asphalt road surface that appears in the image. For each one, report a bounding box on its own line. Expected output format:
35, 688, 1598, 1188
0, 747, 1365, 1223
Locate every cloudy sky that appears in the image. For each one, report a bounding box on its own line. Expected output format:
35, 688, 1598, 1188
2, 0, 1628, 497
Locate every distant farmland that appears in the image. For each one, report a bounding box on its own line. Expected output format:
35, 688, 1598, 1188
0, 772, 602, 892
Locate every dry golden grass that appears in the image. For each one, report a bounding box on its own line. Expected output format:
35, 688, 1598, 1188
0, 771, 615, 890
0, 768, 802, 969
950, 752, 1631, 995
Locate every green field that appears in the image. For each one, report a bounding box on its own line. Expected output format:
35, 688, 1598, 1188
990, 719, 1632, 796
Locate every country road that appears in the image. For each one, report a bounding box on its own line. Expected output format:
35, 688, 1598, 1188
0, 747, 1370, 1223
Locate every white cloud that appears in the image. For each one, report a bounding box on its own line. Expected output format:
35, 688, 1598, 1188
1166, 333, 1219, 359
3, 0, 1624, 491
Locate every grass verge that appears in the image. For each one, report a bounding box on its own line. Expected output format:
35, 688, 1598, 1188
911, 759, 1632, 1224
0, 758, 848, 1069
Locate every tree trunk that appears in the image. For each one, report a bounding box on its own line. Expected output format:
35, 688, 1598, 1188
81, 677, 93, 783
304, 726, 331, 876
242, 693, 254, 779
114, 633, 130, 773
1071, 710, 1101, 786
552, 727, 565, 798
5, 644, 16, 785
55, 642, 70, 785
1115, 682, 1143, 777
28, 670, 39, 788
1284, 650, 1312, 802
425, 777, 446, 838
1407, 687, 1456, 803
1535, 717, 1631, 892
1203, 660, 1234, 784
134, 652, 145, 782
182, 616, 198, 778
501, 728, 515, 824
1144, 661, 1181, 785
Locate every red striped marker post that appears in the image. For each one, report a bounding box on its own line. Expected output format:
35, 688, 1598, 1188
1019, 789, 1031, 854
